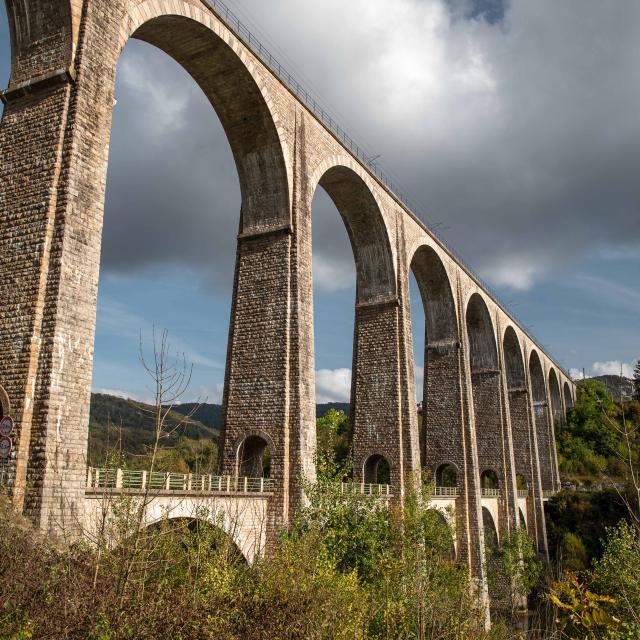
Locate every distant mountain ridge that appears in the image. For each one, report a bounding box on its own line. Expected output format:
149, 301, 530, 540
88, 393, 217, 468
168, 400, 350, 429
89, 394, 351, 467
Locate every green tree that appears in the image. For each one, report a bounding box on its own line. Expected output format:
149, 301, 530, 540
592, 521, 640, 634
634, 359, 640, 401
557, 379, 638, 481
315, 408, 351, 472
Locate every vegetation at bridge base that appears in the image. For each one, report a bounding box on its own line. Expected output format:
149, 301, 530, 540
0, 409, 511, 640
0, 496, 508, 639
539, 376, 640, 639
544, 378, 639, 572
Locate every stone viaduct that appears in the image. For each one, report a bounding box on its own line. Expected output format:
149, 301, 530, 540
0, 0, 574, 609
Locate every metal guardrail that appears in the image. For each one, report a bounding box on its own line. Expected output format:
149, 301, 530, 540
86, 468, 273, 494
200, 0, 571, 381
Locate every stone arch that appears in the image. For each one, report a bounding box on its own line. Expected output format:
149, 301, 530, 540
307, 158, 405, 490
234, 430, 275, 478
124, 3, 291, 233
549, 368, 563, 429
309, 159, 396, 304
502, 326, 537, 512
363, 454, 391, 485
409, 244, 461, 481
466, 294, 506, 488
529, 351, 546, 404
503, 326, 525, 391
466, 293, 498, 373
530, 351, 554, 491
481, 468, 499, 490
144, 516, 248, 564
411, 245, 458, 346
436, 462, 458, 487
427, 508, 456, 559
564, 381, 574, 410
482, 506, 499, 549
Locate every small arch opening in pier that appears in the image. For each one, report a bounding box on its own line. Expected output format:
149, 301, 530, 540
481, 469, 499, 489
237, 435, 271, 479
363, 454, 391, 485
516, 474, 527, 491
436, 463, 458, 487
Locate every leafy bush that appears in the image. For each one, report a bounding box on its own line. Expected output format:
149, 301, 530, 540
558, 380, 639, 482
591, 522, 640, 635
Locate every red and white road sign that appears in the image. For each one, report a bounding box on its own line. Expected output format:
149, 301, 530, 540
0, 416, 13, 437
0, 436, 12, 459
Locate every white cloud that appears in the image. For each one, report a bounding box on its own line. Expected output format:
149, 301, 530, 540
480, 255, 543, 291
591, 360, 634, 379
315, 368, 352, 403
226, 0, 640, 290
312, 254, 355, 293
569, 368, 584, 381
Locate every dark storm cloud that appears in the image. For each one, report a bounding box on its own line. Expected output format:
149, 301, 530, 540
445, 0, 508, 25
103, 0, 640, 293
220, 0, 640, 290
103, 42, 241, 292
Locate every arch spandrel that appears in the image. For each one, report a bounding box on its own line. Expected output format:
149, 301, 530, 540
308, 157, 397, 304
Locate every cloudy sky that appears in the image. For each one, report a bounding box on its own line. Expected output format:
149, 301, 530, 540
1, 0, 639, 403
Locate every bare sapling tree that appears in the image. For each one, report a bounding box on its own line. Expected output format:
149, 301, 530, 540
114, 327, 201, 599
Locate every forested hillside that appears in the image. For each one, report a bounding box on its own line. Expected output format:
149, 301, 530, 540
88, 394, 350, 472
88, 394, 218, 472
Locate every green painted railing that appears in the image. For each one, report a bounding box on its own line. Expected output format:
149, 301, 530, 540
86, 468, 273, 494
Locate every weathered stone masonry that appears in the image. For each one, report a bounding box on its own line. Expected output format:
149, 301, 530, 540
0, 0, 574, 609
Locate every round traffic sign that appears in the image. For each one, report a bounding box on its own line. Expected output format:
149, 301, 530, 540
0, 416, 13, 437
0, 436, 12, 459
